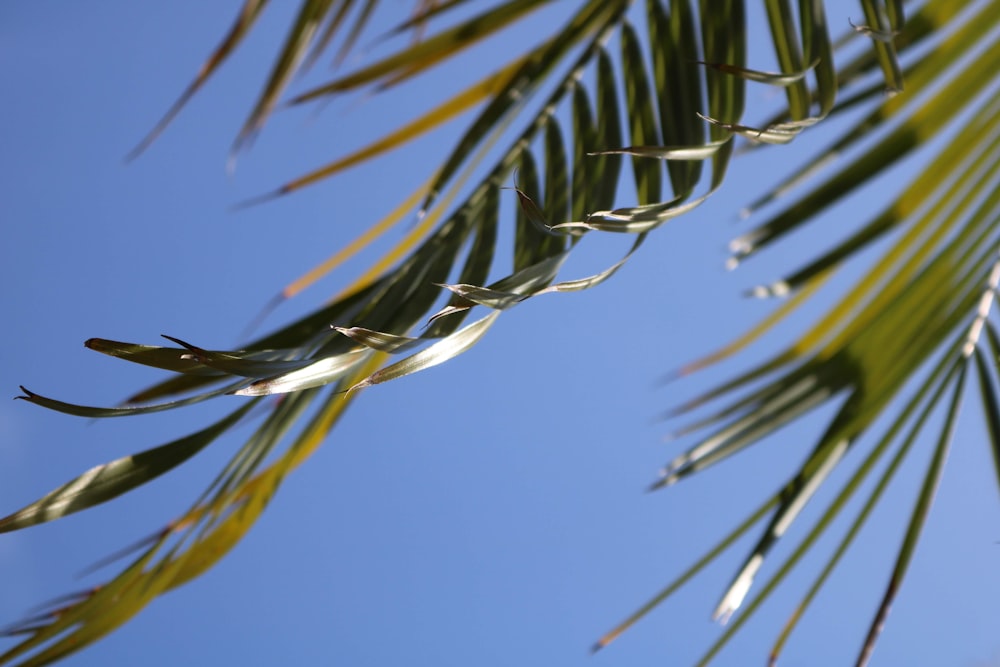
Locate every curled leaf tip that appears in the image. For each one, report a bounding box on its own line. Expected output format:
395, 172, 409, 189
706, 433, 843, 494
342, 380, 369, 397
160, 335, 201, 355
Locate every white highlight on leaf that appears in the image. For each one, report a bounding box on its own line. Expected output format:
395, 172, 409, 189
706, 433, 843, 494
729, 238, 752, 255
234, 348, 370, 396
657, 376, 824, 486
39, 465, 105, 523
713, 554, 763, 625
962, 257, 1000, 357
773, 438, 848, 539
712, 438, 848, 626
350, 311, 501, 392
750, 281, 790, 299
771, 281, 790, 297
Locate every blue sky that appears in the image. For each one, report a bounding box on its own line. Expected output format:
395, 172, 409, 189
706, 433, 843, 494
1, 2, 999, 666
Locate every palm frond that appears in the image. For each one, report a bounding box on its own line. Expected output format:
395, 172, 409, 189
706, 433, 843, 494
599, 1, 1000, 663
6, 0, 1000, 665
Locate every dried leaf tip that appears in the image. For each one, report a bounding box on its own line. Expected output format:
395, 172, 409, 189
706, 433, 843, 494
592, 626, 625, 654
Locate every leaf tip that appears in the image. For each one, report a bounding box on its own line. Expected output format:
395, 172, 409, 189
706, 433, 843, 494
231, 188, 286, 211
712, 554, 763, 625
344, 379, 370, 396
592, 626, 624, 653
645, 475, 669, 493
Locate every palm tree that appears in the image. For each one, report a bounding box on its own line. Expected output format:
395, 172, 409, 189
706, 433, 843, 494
2, 0, 998, 665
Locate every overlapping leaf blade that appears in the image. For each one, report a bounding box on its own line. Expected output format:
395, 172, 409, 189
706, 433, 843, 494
0, 402, 257, 533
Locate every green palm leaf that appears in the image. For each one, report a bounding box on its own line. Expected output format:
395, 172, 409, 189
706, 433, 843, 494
5, 1, 1000, 665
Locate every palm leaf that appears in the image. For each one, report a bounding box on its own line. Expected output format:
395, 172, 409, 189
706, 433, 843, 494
6, 1, 1000, 665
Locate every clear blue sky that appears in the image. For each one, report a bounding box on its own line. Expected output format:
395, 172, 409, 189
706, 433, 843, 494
1, 2, 999, 666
